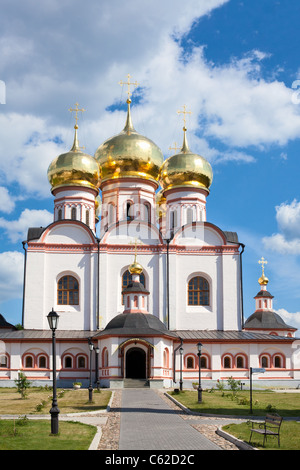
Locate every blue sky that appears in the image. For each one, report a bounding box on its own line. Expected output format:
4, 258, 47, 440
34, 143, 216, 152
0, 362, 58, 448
0, 0, 299, 329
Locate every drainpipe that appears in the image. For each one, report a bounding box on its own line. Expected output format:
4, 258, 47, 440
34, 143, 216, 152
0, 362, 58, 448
173, 337, 183, 384
21, 241, 27, 328
227, 240, 245, 330
239, 243, 245, 329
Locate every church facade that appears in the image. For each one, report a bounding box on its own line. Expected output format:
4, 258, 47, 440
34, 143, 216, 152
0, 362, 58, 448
0, 92, 299, 389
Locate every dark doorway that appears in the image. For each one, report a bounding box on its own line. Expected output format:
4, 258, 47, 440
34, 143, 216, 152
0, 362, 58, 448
126, 347, 146, 379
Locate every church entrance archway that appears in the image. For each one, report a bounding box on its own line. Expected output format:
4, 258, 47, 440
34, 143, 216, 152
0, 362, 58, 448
125, 347, 146, 379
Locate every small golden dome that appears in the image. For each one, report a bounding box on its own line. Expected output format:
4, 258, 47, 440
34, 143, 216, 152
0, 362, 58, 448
94, 99, 163, 184
48, 126, 101, 192
258, 274, 269, 286
129, 261, 144, 275
159, 128, 213, 192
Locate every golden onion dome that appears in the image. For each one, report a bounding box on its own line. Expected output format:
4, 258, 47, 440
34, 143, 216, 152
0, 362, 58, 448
158, 128, 213, 192
48, 125, 101, 192
258, 274, 269, 286
94, 99, 163, 184
129, 261, 144, 275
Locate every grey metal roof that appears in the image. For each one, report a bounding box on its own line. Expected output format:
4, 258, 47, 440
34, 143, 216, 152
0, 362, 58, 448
174, 330, 296, 341
1, 328, 296, 342
244, 310, 295, 330
0, 330, 96, 340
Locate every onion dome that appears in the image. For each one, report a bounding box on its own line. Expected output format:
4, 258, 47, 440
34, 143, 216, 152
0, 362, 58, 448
47, 125, 101, 192
258, 257, 269, 286
94, 99, 164, 184
159, 127, 213, 192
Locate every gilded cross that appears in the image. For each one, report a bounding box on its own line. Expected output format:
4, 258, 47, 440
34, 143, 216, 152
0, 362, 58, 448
177, 104, 192, 128
69, 102, 85, 127
169, 142, 181, 154
129, 238, 143, 262
119, 74, 139, 100
258, 257, 268, 275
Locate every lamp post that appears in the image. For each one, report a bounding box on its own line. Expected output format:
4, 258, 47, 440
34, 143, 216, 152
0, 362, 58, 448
47, 308, 60, 435
88, 338, 94, 402
179, 346, 183, 391
197, 342, 203, 403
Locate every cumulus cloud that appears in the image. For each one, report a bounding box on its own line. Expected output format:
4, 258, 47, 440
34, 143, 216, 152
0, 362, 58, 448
0, 187, 15, 213
0, 251, 24, 302
276, 308, 300, 332
0, 0, 299, 201
0, 209, 52, 243
263, 200, 300, 254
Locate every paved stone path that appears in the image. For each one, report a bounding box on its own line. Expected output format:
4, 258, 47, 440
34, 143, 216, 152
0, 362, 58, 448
118, 389, 222, 451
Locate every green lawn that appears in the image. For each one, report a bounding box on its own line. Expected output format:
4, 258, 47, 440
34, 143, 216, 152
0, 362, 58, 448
222, 420, 300, 451
0, 387, 111, 415
0, 418, 97, 450
169, 390, 300, 417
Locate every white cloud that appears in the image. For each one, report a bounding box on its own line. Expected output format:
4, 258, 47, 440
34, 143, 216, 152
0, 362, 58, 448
276, 308, 300, 332
0, 209, 52, 243
263, 200, 300, 255
0, 251, 24, 302
0, 187, 15, 213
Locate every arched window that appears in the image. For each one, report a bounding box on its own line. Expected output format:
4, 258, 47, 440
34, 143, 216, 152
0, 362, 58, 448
71, 207, 77, 220
261, 356, 269, 368
200, 356, 207, 369
188, 276, 209, 306
57, 275, 79, 305
163, 348, 169, 368
236, 356, 244, 368
224, 356, 231, 369
144, 203, 151, 223
274, 355, 282, 368
38, 356, 46, 368
85, 210, 90, 226
122, 270, 145, 304
186, 356, 194, 369
126, 201, 134, 221
102, 348, 109, 368
78, 356, 86, 369
0, 355, 8, 368
170, 209, 177, 230
64, 356, 72, 368
58, 209, 62, 221
25, 356, 33, 368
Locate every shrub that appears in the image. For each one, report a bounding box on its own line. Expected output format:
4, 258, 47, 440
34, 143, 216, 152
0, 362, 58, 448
14, 373, 31, 399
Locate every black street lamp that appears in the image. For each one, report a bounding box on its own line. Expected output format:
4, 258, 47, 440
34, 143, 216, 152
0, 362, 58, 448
47, 308, 60, 435
88, 338, 94, 402
197, 342, 203, 403
179, 346, 184, 391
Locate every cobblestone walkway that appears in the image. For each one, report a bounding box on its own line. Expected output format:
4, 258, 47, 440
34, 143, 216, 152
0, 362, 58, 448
98, 389, 240, 451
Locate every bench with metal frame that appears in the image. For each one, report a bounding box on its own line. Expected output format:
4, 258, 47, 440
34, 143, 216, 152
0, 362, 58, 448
249, 413, 283, 447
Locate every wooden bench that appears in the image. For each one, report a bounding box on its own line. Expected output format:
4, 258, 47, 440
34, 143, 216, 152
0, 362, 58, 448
249, 414, 283, 447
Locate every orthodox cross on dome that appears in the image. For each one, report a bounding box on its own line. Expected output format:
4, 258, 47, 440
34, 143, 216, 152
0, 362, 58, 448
169, 142, 181, 154
129, 237, 143, 262
258, 257, 268, 276
119, 74, 139, 101
177, 104, 192, 129
69, 102, 85, 128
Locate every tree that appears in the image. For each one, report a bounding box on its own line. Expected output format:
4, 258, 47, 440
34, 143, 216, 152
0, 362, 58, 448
15, 372, 31, 399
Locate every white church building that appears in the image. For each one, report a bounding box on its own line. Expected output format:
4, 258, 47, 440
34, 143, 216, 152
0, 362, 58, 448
0, 92, 299, 389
